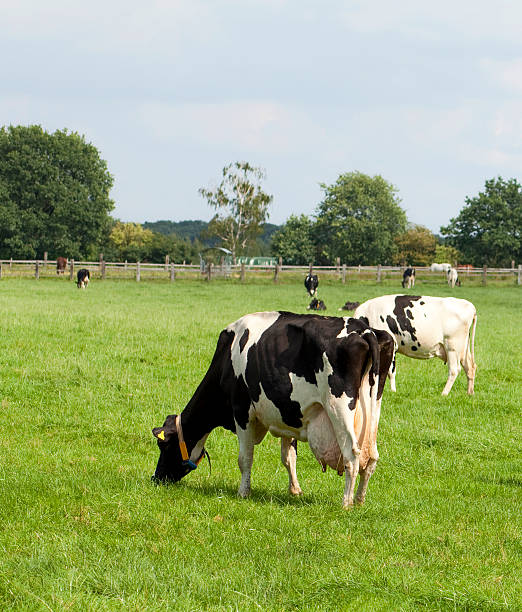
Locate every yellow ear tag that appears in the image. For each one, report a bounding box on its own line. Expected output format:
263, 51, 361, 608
158, 430, 165, 441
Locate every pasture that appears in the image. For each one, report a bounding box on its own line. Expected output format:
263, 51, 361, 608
0, 277, 520, 611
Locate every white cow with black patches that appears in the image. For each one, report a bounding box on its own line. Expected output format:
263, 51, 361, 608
355, 295, 477, 396
152, 311, 394, 508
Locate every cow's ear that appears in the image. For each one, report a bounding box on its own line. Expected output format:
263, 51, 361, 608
152, 414, 178, 442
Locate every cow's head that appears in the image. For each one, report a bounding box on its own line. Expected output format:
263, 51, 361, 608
152, 414, 199, 483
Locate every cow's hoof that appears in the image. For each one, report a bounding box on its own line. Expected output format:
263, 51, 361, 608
289, 486, 303, 496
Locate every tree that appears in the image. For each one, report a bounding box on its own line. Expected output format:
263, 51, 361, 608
394, 224, 437, 266
434, 244, 462, 266
108, 221, 154, 261
271, 214, 316, 264
441, 177, 522, 267
314, 172, 407, 265
199, 162, 272, 260
0, 125, 114, 259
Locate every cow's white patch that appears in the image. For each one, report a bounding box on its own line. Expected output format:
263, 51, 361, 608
228, 311, 280, 379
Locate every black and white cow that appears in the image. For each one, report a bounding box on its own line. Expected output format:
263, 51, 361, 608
152, 312, 394, 508
304, 274, 319, 297
77, 268, 90, 289
355, 295, 477, 395
307, 298, 326, 311
402, 267, 415, 289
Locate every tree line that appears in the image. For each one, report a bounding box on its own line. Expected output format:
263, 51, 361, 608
0, 125, 520, 267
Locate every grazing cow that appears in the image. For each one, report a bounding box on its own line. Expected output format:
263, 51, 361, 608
56, 257, 67, 275
77, 268, 90, 289
430, 262, 451, 274
402, 267, 415, 288
152, 312, 394, 508
304, 274, 319, 297
355, 295, 477, 395
307, 298, 326, 311
447, 267, 460, 288
339, 301, 360, 312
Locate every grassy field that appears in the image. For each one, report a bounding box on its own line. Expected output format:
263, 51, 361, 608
0, 277, 520, 611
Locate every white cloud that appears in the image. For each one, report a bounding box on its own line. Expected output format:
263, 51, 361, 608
481, 58, 522, 93
137, 100, 328, 154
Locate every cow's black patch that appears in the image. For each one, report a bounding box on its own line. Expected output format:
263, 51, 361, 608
380, 315, 385, 322
358, 316, 369, 326
393, 296, 421, 342
411, 345, 418, 351
420, 301, 425, 305
239, 329, 249, 353
386, 315, 399, 336
406, 309, 414, 320
401, 340, 405, 345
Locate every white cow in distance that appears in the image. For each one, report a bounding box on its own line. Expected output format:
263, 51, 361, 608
430, 262, 452, 273
447, 267, 460, 288
354, 295, 477, 396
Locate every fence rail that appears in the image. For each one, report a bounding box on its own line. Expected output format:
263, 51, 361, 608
0, 259, 520, 285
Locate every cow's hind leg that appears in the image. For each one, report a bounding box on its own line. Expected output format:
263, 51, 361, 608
355, 457, 378, 505
461, 347, 476, 395
281, 437, 302, 496
442, 349, 460, 395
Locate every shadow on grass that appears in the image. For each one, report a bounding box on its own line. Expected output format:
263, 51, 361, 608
152, 477, 327, 507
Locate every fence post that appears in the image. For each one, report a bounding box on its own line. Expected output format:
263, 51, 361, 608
518, 264, 521, 286
274, 263, 280, 283
99, 254, 104, 272
342, 263, 346, 284
336, 257, 340, 278
279, 257, 282, 267
136, 261, 141, 282
101, 260, 106, 279
308, 262, 313, 276
69, 259, 74, 280
377, 264, 382, 283
165, 254, 169, 271
44, 251, 48, 268
10, 258, 12, 270
482, 265, 487, 286
240, 263, 245, 282
170, 263, 176, 282
358, 264, 361, 278
35, 260, 39, 279
124, 260, 128, 271
206, 262, 212, 281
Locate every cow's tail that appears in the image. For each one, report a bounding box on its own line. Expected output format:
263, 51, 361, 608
362, 331, 380, 391
470, 310, 477, 368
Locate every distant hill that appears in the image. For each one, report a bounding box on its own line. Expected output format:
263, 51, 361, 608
143, 219, 280, 252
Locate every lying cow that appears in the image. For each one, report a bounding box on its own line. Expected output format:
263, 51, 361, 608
339, 301, 360, 312
152, 312, 394, 508
304, 274, 319, 297
307, 298, 326, 311
355, 295, 477, 395
77, 268, 90, 289
402, 267, 415, 288
447, 267, 460, 288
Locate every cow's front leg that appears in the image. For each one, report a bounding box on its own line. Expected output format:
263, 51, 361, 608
388, 355, 397, 392
281, 437, 302, 496
235, 416, 267, 498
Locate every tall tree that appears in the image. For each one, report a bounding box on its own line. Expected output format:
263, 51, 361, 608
441, 177, 522, 266
199, 161, 272, 260
271, 214, 315, 264
394, 224, 437, 266
314, 172, 407, 264
0, 125, 114, 259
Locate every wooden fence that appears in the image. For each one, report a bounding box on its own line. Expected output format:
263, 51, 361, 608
0, 258, 521, 285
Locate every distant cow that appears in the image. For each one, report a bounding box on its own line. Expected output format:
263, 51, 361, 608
307, 298, 326, 311
304, 274, 319, 297
430, 262, 451, 273
152, 311, 394, 508
77, 269, 90, 289
447, 267, 460, 288
339, 301, 360, 312
402, 267, 415, 288
56, 257, 67, 275
355, 295, 477, 396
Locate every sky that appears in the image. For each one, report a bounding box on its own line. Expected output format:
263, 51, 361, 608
1, 0, 522, 233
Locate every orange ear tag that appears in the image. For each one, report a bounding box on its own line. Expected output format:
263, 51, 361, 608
158, 430, 165, 441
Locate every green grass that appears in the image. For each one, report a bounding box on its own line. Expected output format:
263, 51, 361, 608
0, 277, 520, 611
